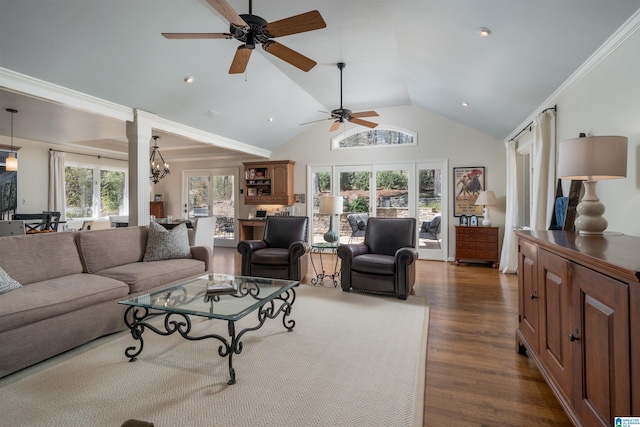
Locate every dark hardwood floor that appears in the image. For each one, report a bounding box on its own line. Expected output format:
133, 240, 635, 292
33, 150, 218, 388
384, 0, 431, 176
213, 247, 572, 426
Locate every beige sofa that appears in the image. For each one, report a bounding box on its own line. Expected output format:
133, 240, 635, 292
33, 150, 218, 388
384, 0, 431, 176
0, 226, 212, 378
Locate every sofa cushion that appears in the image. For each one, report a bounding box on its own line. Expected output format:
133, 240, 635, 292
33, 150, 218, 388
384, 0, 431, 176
0, 273, 129, 334
351, 254, 396, 275
95, 258, 206, 294
0, 232, 84, 285
143, 222, 192, 262
0, 266, 22, 294
77, 226, 149, 273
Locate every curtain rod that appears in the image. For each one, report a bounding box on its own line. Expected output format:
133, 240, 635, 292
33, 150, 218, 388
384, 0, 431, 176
509, 105, 557, 142
49, 148, 127, 162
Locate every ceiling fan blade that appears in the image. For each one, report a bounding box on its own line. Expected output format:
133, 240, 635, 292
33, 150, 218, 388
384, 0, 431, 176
264, 10, 327, 38
329, 120, 341, 132
300, 117, 332, 126
229, 45, 252, 74
162, 32, 232, 39
349, 117, 378, 129
262, 41, 316, 72
205, 0, 248, 27
350, 110, 379, 118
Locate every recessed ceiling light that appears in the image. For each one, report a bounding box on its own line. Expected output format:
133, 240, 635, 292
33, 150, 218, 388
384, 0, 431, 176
184, 76, 194, 83
477, 27, 492, 37
462, 102, 469, 107
268, 117, 274, 123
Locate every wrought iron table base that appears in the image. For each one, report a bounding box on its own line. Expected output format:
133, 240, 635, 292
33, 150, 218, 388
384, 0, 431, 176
123, 288, 296, 385
310, 246, 340, 287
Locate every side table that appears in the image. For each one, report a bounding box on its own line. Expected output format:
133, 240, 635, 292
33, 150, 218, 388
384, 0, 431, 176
310, 242, 340, 287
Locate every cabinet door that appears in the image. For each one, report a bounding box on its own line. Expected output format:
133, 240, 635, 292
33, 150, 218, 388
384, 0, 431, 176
518, 239, 539, 353
271, 163, 290, 197
571, 262, 630, 426
539, 249, 573, 404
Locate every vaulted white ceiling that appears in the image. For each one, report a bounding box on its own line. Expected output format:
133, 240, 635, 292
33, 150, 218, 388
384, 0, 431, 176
1, 0, 639, 159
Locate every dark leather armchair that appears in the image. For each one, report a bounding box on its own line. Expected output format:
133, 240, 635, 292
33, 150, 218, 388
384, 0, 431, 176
237, 216, 310, 282
338, 217, 418, 300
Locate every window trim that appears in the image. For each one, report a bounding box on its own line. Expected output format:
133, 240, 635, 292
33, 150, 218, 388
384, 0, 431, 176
330, 125, 417, 151
65, 160, 129, 220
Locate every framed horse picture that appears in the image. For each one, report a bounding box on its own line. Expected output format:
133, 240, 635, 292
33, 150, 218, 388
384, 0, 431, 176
453, 166, 485, 217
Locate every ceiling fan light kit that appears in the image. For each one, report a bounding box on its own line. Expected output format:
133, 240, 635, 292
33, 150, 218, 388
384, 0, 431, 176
163, 0, 326, 74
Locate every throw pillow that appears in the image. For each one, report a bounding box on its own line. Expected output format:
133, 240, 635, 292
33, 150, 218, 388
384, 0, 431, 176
143, 222, 192, 262
357, 220, 367, 230
0, 266, 23, 295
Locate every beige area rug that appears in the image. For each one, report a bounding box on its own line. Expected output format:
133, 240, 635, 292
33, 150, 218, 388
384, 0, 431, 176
0, 285, 429, 427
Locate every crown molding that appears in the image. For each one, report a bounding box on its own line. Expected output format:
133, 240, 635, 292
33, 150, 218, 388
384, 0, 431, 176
0, 67, 133, 122
505, 8, 640, 142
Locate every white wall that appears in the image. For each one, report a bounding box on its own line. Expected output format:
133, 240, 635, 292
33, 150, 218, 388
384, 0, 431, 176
517, 18, 640, 236
271, 105, 505, 259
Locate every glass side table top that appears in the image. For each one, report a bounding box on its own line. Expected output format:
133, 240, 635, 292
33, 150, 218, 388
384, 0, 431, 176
311, 242, 339, 249
119, 273, 298, 321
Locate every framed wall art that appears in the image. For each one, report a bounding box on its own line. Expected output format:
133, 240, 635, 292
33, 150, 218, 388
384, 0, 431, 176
453, 166, 485, 217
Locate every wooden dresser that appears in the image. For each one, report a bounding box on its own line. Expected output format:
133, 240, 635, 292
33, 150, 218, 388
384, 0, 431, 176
515, 230, 640, 426
454, 226, 499, 267
150, 201, 165, 219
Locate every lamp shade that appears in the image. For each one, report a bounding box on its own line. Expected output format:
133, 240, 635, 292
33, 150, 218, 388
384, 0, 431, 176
475, 190, 498, 206
558, 136, 627, 180
319, 196, 343, 215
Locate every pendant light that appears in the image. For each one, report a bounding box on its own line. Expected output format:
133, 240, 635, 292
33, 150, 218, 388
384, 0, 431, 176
150, 135, 169, 184
5, 109, 18, 172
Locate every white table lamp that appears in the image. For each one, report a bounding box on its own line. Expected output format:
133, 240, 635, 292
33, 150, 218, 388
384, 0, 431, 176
558, 135, 627, 235
319, 196, 343, 243
475, 190, 498, 226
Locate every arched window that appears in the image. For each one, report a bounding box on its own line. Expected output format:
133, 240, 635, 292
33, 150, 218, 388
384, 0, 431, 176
331, 126, 417, 150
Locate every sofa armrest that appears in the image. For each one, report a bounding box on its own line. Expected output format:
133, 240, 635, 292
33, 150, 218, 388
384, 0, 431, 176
190, 246, 213, 272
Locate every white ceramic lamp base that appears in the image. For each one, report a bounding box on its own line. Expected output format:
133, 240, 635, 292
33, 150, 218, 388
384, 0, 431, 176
482, 207, 491, 227
575, 180, 607, 235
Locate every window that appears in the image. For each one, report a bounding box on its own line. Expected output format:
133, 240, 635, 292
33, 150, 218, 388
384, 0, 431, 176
65, 163, 127, 219
331, 126, 417, 150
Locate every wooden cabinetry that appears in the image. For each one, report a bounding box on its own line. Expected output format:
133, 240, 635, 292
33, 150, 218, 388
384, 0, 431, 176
150, 201, 164, 218
454, 226, 499, 267
515, 230, 638, 426
243, 160, 295, 205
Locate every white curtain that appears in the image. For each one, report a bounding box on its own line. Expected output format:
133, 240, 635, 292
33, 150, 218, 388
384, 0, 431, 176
499, 140, 519, 273
48, 150, 66, 221
530, 109, 556, 230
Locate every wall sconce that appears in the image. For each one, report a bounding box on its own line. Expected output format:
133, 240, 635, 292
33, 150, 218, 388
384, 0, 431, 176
558, 135, 628, 234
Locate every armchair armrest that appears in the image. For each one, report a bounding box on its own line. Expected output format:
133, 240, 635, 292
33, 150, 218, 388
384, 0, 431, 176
289, 241, 310, 259
237, 240, 268, 276
395, 247, 418, 299
190, 246, 213, 272
337, 243, 371, 292
288, 241, 310, 281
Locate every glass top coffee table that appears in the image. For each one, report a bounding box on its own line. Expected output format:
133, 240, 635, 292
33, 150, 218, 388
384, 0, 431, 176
119, 273, 298, 385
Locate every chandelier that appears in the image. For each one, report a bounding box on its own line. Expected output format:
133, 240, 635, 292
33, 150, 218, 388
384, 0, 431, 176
150, 135, 169, 184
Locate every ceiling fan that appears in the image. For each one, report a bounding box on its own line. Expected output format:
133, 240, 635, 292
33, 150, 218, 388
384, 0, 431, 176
162, 0, 326, 74
304, 62, 379, 132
